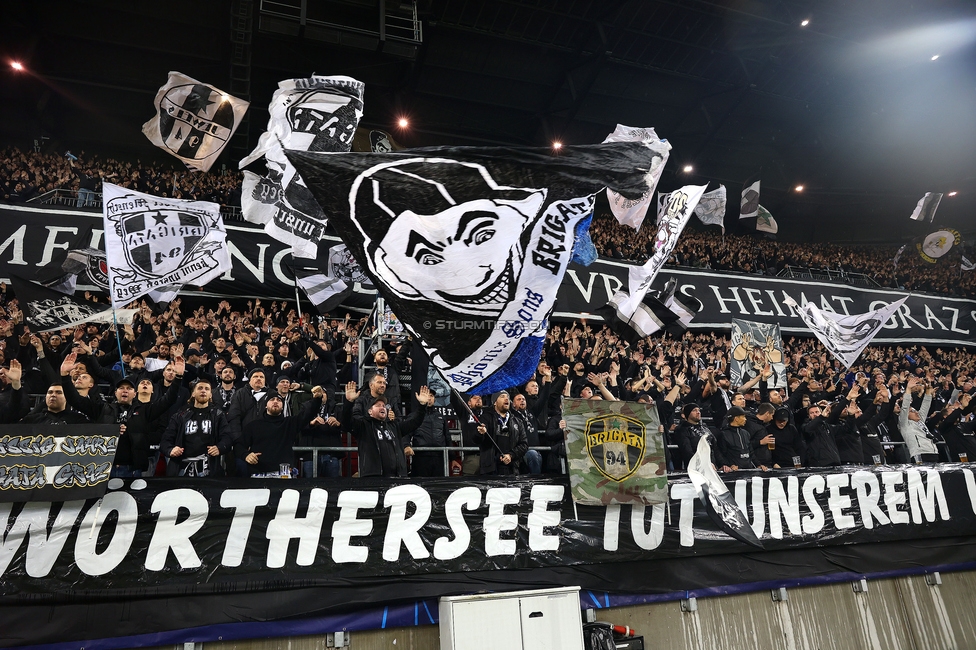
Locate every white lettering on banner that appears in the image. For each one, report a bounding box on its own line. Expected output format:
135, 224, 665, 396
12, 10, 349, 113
332, 490, 378, 564
603, 504, 621, 552
220, 488, 271, 567
484, 487, 521, 557
601, 274, 622, 302
765, 289, 787, 317
941, 307, 970, 334
220, 241, 269, 283
906, 469, 949, 524
882, 471, 910, 524
743, 288, 774, 316
801, 474, 826, 534
38, 226, 79, 267
832, 296, 855, 316
964, 469, 976, 515
433, 487, 480, 561
0, 225, 28, 266
734, 476, 766, 538
527, 485, 563, 552
826, 474, 856, 529
75, 492, 138, 576
630, 503, 666, 550
766, 476, 801, 539
146, 488, 209, 571
670, 482, 697, 547
922, 305, 948, 331
851, 471, 890, 530
0, 501, 82, 577
383, 485, 432, 561
710, 285, 747, 314
566, 270, 597, 303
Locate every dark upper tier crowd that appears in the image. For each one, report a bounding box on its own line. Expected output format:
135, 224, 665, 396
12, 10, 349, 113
0, 284, 973, 482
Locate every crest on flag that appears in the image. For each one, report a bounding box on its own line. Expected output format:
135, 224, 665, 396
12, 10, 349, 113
917, 228, 961, 263
30, 226, 109, 295
694, 184, 726, 232
142, 72, 248, 172
239, 76, 365, 258
785, 295, 908, 368
563, 398, 666, 506
11, 276, 135, 333
730, 319, 787, 388
288, 140, 658, 394
102, 183, 231, 307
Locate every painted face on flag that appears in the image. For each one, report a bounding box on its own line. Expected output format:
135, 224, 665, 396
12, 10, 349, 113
353, 159, 546, 316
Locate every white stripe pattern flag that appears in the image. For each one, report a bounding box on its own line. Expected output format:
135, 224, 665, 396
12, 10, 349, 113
142, 72, 248, 172
602, 125, 671, 231
102, 183, 231, 307
784, 295, 908, 369
694, 184, 726, 232
909, 192, 943, 222
294, 268, 353, 314
600, 185, 707, 340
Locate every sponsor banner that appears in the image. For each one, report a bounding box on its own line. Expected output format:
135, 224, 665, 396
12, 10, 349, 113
1, 205, 974, 343
2, 467, 976, 599
0, 424, 119, 502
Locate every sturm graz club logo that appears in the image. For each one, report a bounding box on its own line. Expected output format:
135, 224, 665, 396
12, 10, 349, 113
584, 414, 646, 482
158, 83, 236, 162
119, 210, 208, 278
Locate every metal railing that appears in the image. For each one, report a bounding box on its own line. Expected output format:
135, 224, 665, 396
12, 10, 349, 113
28, 189, 244, 221
777, 265, 883, 288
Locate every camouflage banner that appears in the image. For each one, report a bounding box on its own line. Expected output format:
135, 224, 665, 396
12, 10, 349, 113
562, 398, 667, 505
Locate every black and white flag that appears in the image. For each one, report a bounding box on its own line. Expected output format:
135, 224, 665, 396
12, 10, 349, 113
288, 141, 660, 394
686, 435, 763, 549
240, 76, 365, 258
785, 295, 907, 369
600, 185, 707, 343
755, 204, 778, 234
917, 228, 961, 263
892, 243, 907, 270
739, 176, 760, 219
694, 184, 726, 232
11, 276, 135, 333
962, 255, 975, 272
102, 183, 231, 307
598, 277, 702, 344
29, 225, 109, 295
730, 318, 787, 389
142, 72, 248, 172
602, 125, 671, 231
909, 192, 943, 223
294, 266, 353, 315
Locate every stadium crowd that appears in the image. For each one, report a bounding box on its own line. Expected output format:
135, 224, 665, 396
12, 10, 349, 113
1, 143, 973, 298
0, 284, 973, 481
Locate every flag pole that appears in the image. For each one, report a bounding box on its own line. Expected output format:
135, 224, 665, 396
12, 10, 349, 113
450, 387, 506, 457
112, 308, 126, 379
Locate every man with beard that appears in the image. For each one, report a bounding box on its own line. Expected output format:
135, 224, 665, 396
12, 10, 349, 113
674, 403, 720, 470
242, 387, 324, 476
511, 393, 543, 474
22, 381, 90, 424
451, 391, 485, 475
767, 407, 804, 468
475, 391, 528, 476
369, 346, 408, 413
161, 379, 233, 477
343, 383, 432, 478
215, 366, 239, 411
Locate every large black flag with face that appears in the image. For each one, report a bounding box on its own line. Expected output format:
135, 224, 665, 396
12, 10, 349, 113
289, 142, 662, 394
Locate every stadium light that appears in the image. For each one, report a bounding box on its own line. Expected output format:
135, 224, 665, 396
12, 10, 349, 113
552, 141, 563, 150
800, 19, 810, 27
397, 118, 409, 128
683, 165, 693, 173
931, 54, 940, 61
948, 191, 958, 196
10, 61, 24, 71
794, 185, 805, 192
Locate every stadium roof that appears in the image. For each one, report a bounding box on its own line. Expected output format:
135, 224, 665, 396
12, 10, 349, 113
1, 0, 974, 242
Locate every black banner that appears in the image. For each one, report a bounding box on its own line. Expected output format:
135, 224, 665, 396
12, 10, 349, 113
0, 424, 118, 502
557, 259, 976, 346
2, 204, 974, 343
3, 465, 976, 600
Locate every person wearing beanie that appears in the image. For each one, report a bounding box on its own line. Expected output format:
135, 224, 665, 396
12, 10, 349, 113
241, 387, 324, 476
767, 406, 804, 468
342, 382, 433, 477
674, 402, 721, 470
474, 390, 528, 475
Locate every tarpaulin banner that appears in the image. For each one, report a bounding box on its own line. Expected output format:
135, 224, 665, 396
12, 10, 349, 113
1, 204, 974, 343
0, 424, 118, 502
3, 465, 976, 600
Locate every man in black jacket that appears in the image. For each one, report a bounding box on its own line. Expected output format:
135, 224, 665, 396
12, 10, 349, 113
718, 406, 764, 471
674, 403, 721, 470
450, 391, 484, 476
801, 400, 843, 467
475, 391, 529, 475
160, 379, 233, 477
342, 382, 432, 477
767, 407, 803, 468
242, 387, 323, 476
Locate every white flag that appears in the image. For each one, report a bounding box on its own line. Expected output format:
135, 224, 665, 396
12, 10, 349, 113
785, 295, 908, 369
239, 76, 365, 257
602, 125, 671, 230
909, 192, 943, 222
694, 184, 726, 232
755, 204, 778, 234
141, 72, 248, 172
740, 177, 760, 219
687, 435, 763, 548
606, 185, 707, 324
102, 183, 231, 307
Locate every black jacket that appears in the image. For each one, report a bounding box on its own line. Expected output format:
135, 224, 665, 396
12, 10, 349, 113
342, 398, 428, 477
674, 419, 720, 469
718, 423, 756, 469
476, 409, 529, 475
241, 397, 322, 474
801, 406, 843, 467
160, 404, 233, 459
